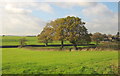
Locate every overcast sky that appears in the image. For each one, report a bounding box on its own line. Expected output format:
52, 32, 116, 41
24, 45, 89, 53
0, 0, 118, 35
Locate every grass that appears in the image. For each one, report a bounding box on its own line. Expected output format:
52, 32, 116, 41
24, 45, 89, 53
1, 36, 71, 46
1, 36, 96, 46
2, 48, 118, 74
1, 36, 39, 46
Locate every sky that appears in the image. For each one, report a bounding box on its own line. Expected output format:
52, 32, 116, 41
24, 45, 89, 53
0, 1, 118, 35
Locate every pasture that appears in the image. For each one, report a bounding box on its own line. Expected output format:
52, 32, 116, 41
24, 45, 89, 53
1, 36, 39, 46
1, 36, 118, 74
2, 48, 118, 74
1, 36, 95, 46
1, 36, 71, 46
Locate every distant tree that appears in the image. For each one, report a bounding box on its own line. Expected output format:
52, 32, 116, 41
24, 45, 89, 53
116, 32, 120, 49
91, 32, 104, 45
107, 34, 113, 41
115, 32, 120, 42
102, 34, 109, 41
107, 34, 112, 38
2, 35, 5, 37
89, 33, 92, 36
116, 32, 120, 38
103, 34, 107, 38
37, 24, 53, 46
19, 38, 27, 48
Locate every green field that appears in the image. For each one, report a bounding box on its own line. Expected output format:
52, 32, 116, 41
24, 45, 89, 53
1, 36, 95, 46
1, 36, 118, 74
1, 36, 40, 46
2, 48, 118, 74
1, 36, 71, 46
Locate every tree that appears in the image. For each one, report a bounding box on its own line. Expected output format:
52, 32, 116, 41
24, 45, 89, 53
84, 34, 91, 44
116, 32, 120, 49
102, 34, 109, 41
19, 38, 27, 48
37, 24, 53, 46
91, 32, 104, 45
48, 18, 66, 49
38, 16, 91, 50
115, 32, 120, 42
2, 35, 5, 37
116, 32, 120, 38
64, 16, 90, 49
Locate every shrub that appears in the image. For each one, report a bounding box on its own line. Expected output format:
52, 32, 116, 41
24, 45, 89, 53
97, 42, 118, 50
19, 38, 27, 48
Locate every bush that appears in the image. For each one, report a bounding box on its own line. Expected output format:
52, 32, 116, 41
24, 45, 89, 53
19, 38, 27, 48
96, 42, 119, 50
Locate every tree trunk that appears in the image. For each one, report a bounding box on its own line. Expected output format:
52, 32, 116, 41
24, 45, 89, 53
96, 39, 100, 45
73, 43, 78, 50
96, 42, 98, 45
61, 40, 64, 49
45, 42, 48, 46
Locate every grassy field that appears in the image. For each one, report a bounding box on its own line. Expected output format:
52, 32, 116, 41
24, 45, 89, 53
1, 36, 71, 46
1, 36, 95, 46
2, 48, 118, 74
1, 36, 39, 46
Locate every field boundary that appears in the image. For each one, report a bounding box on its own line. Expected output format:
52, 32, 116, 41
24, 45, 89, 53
0, 44, 96, 48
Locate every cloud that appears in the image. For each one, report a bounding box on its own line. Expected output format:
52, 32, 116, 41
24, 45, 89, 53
82, 3, 118, 34
77, 2, 97, 7
36, 3, 53, 13
0, 2, 118, 35
1, 2, 46, 35
0, 0, 119, 2
2, 13, 46, 35
5, 4, 32, 14
53, 2, 97, 8
1, 2, 54, 13
82, 3, 114, 18
56, 2, 118, 34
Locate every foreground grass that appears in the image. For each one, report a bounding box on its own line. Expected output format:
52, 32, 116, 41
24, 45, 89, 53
2, 48, 118, 74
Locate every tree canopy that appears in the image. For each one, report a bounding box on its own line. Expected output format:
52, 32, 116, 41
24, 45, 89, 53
37, 24, 53, 46
38, 16, 91, 50
91, 32, 104, 45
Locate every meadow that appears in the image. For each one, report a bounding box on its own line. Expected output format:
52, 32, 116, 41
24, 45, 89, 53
1, 36, 40, 46
2, 48, 118, 74
1, 36, 95, 46
1, 36, 72, 46
1, 36, 118, 74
